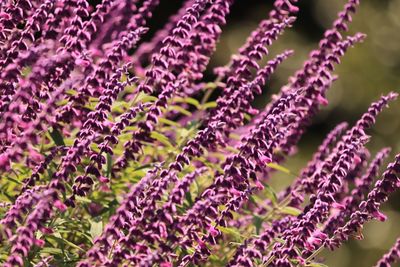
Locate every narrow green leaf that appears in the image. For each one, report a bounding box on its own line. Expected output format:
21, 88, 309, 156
65, 89, 78, 96
150, 131, 174, 148
132, 163, 154, 172
49, 128, 65, 146
266, 163, 291, 174
40, 247, 64, 255
21, 66, 32, 77
75, 196, 92, 204
209, 254, 226, 264
217, 226, 242, 241
173, 96, 201, 109
159, 118, 181, 127
46, 235, 85, 252
185, 191, 193, 207
169, 105, 192, 116
280, 206, 302, 216
253, 215, 263, 235
106, 153, 112, 178
4, 176, 22, 185
225, 146, 240, 154
202, 101, 217, 109
306, 263, 329, 267
274, 237, 286, 244
263, 184, 278, 205
137, 94, 158, 103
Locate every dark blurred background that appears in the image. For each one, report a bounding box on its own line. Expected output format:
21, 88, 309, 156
95, 0, 400, 266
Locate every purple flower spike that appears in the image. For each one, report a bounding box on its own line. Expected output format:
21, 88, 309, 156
5, 190, 56, 267
326, 153, 400, 250
294, 122, 349, 195
268, 93, 398, 265
374, 237, 400, 267
133, 0, 196, 72
0, 0, 398, 266
323, 147, 391, 235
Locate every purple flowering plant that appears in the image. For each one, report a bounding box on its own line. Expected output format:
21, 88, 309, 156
0, 0, 399, 266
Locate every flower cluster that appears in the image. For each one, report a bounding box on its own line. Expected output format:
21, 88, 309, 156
0, 0, 399, 266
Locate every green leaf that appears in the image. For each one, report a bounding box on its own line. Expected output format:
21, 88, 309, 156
65, 89, 78, 96
209, 254, 226, 264
217, 226, 242, 241
306, 263, 329, 267
202, 101, 217, 109
244, 113, 252, 121
150, 131, 174, 148
253, 215, 263, 235
4, 176, 22, 185
49, 128, 65, 146
46, 235, 85, 252
173, 96, 201, 109
159, 118, 181, 127
186, 247, 195, 254
280, 206, 302, 216
90, 220, 103, 240
169, 105, 192, 116
106, 153, 112, 178
266, 163, 291, 175
206, 82, 217, 87
137, 94, 158, 103
263, 184, 278, 205
40, 247, 64, 255
111, 102, 130, 113
225, 146, 240, 154
75, 196, 92, 204
133, 163, 155, 172
184, 191, 193, 207
21, 66, 32, 77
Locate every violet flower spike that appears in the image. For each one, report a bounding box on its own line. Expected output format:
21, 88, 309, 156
374, 237, 400, 267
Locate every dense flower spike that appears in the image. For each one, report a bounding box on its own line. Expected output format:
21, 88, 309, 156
133, 0, 196, 72
56, 27, 147, 123
4, 190, 55, 267
0, 0, 54, 70
214, 1, 298, 86
228, 122, 349, 266
326, 153, 400, 250
0, 0, 399, 266
117, 0, 228, 168
228, 217, 294, 267
104, 49, 292, 253
294, 122, 349, 195
323, 148, 391, 235
0, 0, 35, 43
267, 93, 398, 265
0, 186, 45, 238
177, 88, 303, 266
55, 63, 141, 200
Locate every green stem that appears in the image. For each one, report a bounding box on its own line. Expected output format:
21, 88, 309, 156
305, 245, 325, 263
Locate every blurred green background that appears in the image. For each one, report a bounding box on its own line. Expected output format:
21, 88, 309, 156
94, 0, 400, 265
